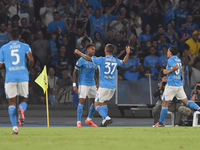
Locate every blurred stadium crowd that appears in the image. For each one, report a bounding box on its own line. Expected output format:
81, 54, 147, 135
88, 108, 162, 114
0, 0, 200, 105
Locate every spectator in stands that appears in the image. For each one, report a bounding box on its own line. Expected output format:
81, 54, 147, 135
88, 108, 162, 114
138, 24, 152, 49
164, 22, 179, 47
0, 1, 7, 24
191, 82, 200, 102
6, 24, 12, 33
184, 30, 200, 58
55, 45, 72, 78
55, 33, 76, 66
159, 0, 175, 28
157, 34, 171, 56
174, 0, 190, 29
147, 4, 163, 33
87, 0, 102, 13
21, 18, 32, 43
81, 0, 120, 37
181, 54, 194, 86
32, 19, 48, 39
152, 76, 191, 126
56, 0, 76, 21
111, 31, 128, 59
27, 33, 35, 47
186, 14, 199, 37
158, 45, 168, 71
177, 19, 190, 54
143, 46, 159, 80
16, 0, 30, 24
48, 67, 58, 105
139, 68, 152, 81
91, 23, 105, 56
109, 11, 124, 35
120, 50, 142, 81
40, 0, 56, 27
129, 10, 142, 37
11, 20, 22, 31
47, 12, 66, 34
0, 23, 10, 48
76, 30, 92, 49
191, 0, 200, 28
153, 26, 167, 42
55, 70, 73, 104
5, 1, 20, 21
32, 30, 51, 70
105, 30, 114, 45
78, 37, 90, 54
27, 0, 34, 23
49, 31, 58, 67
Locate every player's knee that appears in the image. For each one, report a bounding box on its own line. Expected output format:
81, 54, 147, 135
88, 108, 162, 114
79, 98, 85, 104
8, 98, 16, 106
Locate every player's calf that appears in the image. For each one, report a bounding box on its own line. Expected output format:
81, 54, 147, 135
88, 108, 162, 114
18, 108, 25, 126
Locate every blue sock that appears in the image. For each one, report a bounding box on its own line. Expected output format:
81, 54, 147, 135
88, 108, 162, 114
186, 100, 200, 110
19, 102, 27, 111
8, 105, 17, 127
101, 105, 108, 119
95, 106, 108, 120
88, 103, 95, 119
159, 106, 168, 124
77, 103, 84, 122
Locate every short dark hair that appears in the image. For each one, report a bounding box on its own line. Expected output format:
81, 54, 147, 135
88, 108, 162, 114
10, 28, 20, 40
86, 43, 95, 50
169, 46, 178, 55
106, 44, 114, 53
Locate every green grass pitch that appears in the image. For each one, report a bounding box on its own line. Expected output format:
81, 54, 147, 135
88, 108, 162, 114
0, 127, 199, 150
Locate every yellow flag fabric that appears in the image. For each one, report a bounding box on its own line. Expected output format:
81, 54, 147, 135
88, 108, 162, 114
35, 65, 48, 93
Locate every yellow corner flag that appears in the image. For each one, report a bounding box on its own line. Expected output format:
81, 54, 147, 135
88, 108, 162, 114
35, 65, 48, 93
35, 65, 49, 127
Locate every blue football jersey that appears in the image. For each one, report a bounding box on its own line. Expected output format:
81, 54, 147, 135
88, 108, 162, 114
166, 56, 182, 86
0, 40, 31, 83
75, 57, 97, 86
0, 32, 10, 48
92, 55, 123, 89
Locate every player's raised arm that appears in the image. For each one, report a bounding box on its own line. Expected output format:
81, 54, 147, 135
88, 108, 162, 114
163, 64, 179, 75
74, 49, 92, 62
122, 46, 130, 65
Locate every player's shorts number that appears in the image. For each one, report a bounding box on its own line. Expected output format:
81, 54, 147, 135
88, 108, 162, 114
104, 62, 117, 74
175, 62, 181, 75
11, 49, 20, 65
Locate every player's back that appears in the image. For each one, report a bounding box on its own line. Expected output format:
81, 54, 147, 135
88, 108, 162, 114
167, 55, 182, 86
75, 57, 97, 86
92, 55, 123, 89
0, 40, 31, 83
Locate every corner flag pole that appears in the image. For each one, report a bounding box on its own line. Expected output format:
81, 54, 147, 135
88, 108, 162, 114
34, 65, 49, 127
45, 83, 49, 127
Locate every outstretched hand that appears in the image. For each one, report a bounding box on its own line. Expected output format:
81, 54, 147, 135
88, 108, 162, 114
126, 46, 130, 54
74, 49, 80, 55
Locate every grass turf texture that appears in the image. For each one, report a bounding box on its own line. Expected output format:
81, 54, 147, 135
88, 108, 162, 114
0, 127, 199, 150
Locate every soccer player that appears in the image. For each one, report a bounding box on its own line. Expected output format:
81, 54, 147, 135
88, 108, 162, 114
75, 44, 130, 127
73, 43, 99, 127
153, 46, 200, 127
0, 29, 34, 134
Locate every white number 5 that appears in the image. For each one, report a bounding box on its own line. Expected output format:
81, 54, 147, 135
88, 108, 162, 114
11, 49, 20, 65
